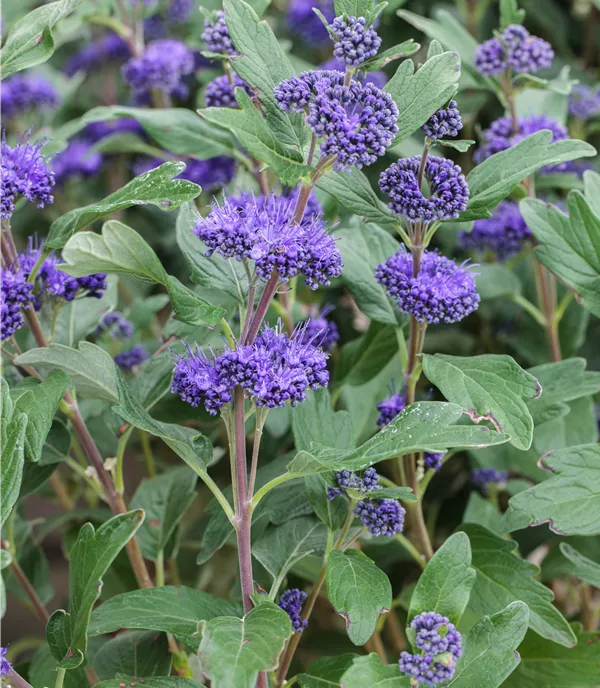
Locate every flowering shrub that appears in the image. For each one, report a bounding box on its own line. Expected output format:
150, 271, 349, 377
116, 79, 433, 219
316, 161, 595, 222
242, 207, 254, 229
1, 1, 599, 687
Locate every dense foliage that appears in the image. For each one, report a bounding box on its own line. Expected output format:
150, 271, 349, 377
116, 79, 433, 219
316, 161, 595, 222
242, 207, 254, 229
1, 0, 599, 687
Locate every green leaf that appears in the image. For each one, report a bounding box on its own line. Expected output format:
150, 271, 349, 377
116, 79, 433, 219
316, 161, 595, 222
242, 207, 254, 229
0, 0, 81, 79
14, 370, 69, 463
131, 467, 198, 561
500, 0, 526, 28
76, 105, 235, 159
385, 51, 461, 144
92, 631, 171, 681
334, 0, 377, 16
29, 645, 88, 688
176, 202, 250, 304
449, 602, 529, 687
458, 524, 576, 647
15, 342, 118, 402
475, 264, 521, 300
112, 372, 214, 483
408, 532, 476, 625
501, 444, 600, 536
421, 354, 540, 451
462, 133, 596, 221
361, 40, 420, 71
462, 493, 503, 534
340, 653, 410, 687
583, 169, 600, 217
520, 193, 600, 317
434, 139, 476, 152
48, 510, 144, 668
223, 0, 305, 149
94, 679, 199, 688
199, 89, 311, 185
297, 654, 359, 688
292, 402, 509, 474
558, 543, 600, 587
129, 355, 174, 412
291, 388, 354, 453
197, 602, 292, 688
0, 379, 28, 527
316, 169, 396, 227
0, 549, 11, 618
46, 162, 201, 250
502, 626, 600, 687
59, 220, 224, 326
335, 220, 401, 325
89, 586, 241, 650
326, 550, 392, 646
253, 516, 327, 583
336, 324, 399, 386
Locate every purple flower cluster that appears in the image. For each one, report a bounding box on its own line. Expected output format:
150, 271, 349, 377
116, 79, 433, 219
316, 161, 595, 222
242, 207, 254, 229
20, 239, 107, 309
474, 115, 570, 172
202, 10, 235, 54
94, 311, 134, 340
379, 156, 469, 223
278, 589, 308, 633
1, 267, 33, 340
194, 193, 343, 290
167, 0, 194, 24
458, 200, 531, 260
133, 155, 236, 191
376, 250, 480, 324
122, 39, 195, 103
474, 24, 554, 76
472, 468, 508, 487
172, 323, 330, 413
400, 612, 462, 686
331, 15, 381, 67
1, 647, 10, 677
204, 74, 253, 108
275, 70, 398, 170
115, 345, 149, 371
1, 74, 59, 119
327, 467, 381, 499
300, 305, 339, 352
52, 140, 103, 185
376, 390, 406, 427
287, 0, 335, 46
1, 132, 55, 220
569, 84, 600, 121
423, 452, 444, 472
423, 101, 463, 140
354, 498, 405, 537
64, 32, 131, 76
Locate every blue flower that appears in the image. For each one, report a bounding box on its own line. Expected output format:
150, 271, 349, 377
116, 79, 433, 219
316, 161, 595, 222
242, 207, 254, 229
331, 15, 381, 67
202, 10, 235, 55
278, 589, 308, 632
115, 345, 149, 372
1, 74, 59, 119
423, 101, 463, 140
354, 498, 405, 536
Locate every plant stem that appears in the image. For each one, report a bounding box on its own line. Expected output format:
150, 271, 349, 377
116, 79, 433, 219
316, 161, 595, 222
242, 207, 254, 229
532, 257, 561, 362
248, 407, 267, 497
55, 668, 67, 688
395, 533, 426, 569
139, 430, 157, 478
4, 546, 50, 625
155, 550, 165, 587
115, 426, 133, 495
233, 386, 254, 613
511, 293, 547, 327
365, 630, 388, 663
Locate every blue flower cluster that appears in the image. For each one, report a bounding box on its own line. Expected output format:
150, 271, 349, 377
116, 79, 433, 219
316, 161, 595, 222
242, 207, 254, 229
20, 239, 107, 310
202, 10, 235, 55
379, 156, 469, 223
474, 24, 554, 76
327, 466, 381, 499
423, 452, 444, 472
64, 32, 131, 76
194, 193, 342, 290
423, 101, 463, 140
459, 200, 532, 260
278, 589, 308, 633
286, 0, 334, 46
1, 74, 59, 119
275, 70, 398, 170
52, 140, 103, 185
331, 15, 381, 67
1, 132, 55, 220
400, 612, 462, 685
94, 311, 134, 340
133, 154, 236, 191
1, 267, 33, 340
204, 74, 253, 108
569, 84, 600, 120
300, 305, 339, 352
472, 468, 509, 487
376, 390, 406, 427
167, 0, 193, 24
122, 39, 195, 103
172, 323, 330, 413
114, 345, 150, 371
